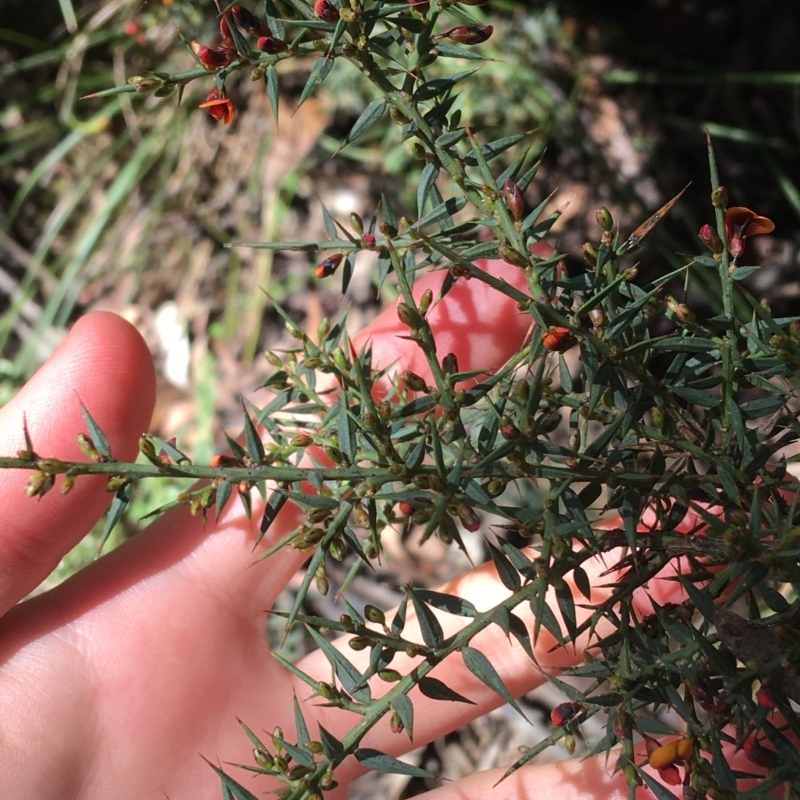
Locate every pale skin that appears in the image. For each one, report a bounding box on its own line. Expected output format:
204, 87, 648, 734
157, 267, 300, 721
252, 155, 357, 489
0, 254, 771, 799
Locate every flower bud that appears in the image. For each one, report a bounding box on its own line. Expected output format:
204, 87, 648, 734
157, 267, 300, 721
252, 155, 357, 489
499, 243, 528, 268
26, 470, 54, 498
698, 223, 723, 254
256, 36, 288, 54
397, 302, 423, 330
379, 669, 402, 682
596, 206, 613, 232
582, 242, 598, 267
503, 179, 525, 222
550, 702, 581, 727
107, 475, 130, 492
231, 5, 270, 37
755, 684, 775, 709
401, 370, 428, 393
588, 307, 605, 328
350, 212, 364, 235
348, 636, 370, 651
389, 710, 404, 734
314, 253, 343, 278
315, 570, 330, 596
314, 0, 340, 22
191, 41, 235, 69
362, 232, 376, 249
742, 735, 773, 768
456, 503, 481, 532
729, 232, 745, 259
365, 604, 386, 625
442, 25, 493, 45
711, 186, 728, 209
419, 287, 433, 315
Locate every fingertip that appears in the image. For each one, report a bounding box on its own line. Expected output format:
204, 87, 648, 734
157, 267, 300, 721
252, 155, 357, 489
0, 312, 157, 611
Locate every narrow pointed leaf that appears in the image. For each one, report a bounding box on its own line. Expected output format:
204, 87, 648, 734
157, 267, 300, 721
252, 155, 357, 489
319, 725, 344, 759
342, 97, 387, 148
80, 401, 111, 458
293, 695, 309, 746
265, 65, 279, 124
100, 482, 131, 550
417, 162, 438, 218
257, 490, 287, 543
487, 540, 521, 591
354, 748, 436, 779
418, 676, 476, 704
297, 56, 335, 110
412, 589, 477, 618
241, 400, 265, 464
215, 479, 233, 521
461, 645, 528, 720
306, 626, 371, 702
204, 760, 260, 800
408, 589, 444, 648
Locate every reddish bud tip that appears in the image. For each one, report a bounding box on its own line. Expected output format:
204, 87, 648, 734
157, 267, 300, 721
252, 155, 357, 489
503, 178, 525, 222
698, 223, 723, 254
743, 735, 774, 769
256, 36, 288, 54
231, 5, 270, 37
456, 503, 481, 532
314, 0, 340, 23
755, 685, 775, 710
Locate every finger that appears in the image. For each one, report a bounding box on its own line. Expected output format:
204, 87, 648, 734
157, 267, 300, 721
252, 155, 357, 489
407, 730, 780, 800
0, 312, 156, 613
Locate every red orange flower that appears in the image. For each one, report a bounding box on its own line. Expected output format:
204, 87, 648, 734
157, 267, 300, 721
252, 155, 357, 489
314, 253, 343, 278
724, 206, 775, 259
542, 326, 577, 353
199, 88, 235, 125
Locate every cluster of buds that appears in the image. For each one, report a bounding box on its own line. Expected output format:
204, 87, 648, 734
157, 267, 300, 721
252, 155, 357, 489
191, 12, 237, 70
193, 5, 290, 125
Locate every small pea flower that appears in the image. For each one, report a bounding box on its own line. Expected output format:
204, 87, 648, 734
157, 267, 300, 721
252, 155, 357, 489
724, 206, 775, 259
542, 327, 577, 353
199, 88, 235, 125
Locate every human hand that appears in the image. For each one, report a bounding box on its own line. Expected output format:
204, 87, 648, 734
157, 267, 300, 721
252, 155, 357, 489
0, 253, 774, 800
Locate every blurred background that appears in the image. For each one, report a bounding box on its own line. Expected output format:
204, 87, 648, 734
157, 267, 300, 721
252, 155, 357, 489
1, 0, 799, 791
